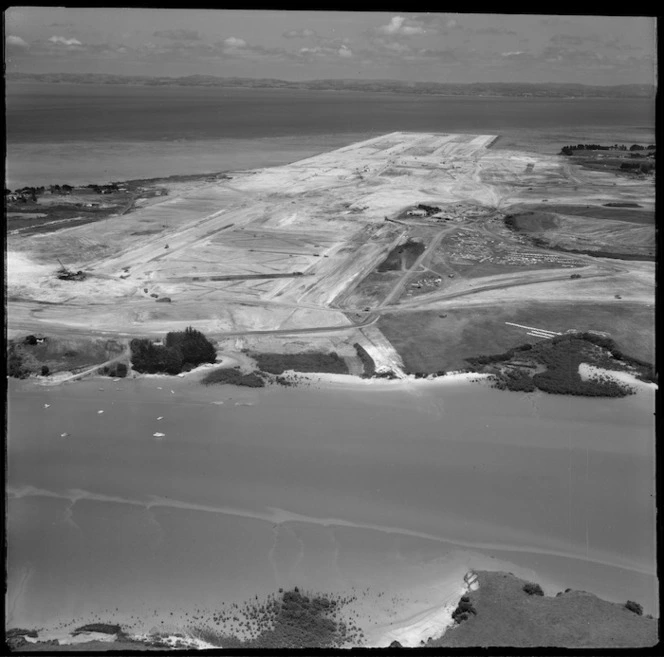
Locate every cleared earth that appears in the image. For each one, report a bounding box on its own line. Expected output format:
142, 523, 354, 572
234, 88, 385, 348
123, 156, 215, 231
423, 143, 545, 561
7, 131, 655, 373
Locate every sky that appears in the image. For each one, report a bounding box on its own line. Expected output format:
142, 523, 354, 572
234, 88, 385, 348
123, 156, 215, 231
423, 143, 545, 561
4, 9, 657, 85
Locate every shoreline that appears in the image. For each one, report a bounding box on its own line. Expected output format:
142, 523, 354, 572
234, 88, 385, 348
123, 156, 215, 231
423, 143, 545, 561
26, 362, 658, 398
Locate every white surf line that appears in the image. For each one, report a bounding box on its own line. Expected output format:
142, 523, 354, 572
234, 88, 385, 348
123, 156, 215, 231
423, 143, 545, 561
6, 485, 653, 577
505, 322, 562, 335
527, 332, 554, 339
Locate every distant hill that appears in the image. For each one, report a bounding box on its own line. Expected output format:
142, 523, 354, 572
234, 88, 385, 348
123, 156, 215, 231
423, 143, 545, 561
429, 571, 658, 648
6, 73, 655, 98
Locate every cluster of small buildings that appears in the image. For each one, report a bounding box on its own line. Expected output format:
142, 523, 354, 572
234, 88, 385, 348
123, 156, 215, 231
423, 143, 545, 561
407, 276, 443, 295
497, 251, 580, 267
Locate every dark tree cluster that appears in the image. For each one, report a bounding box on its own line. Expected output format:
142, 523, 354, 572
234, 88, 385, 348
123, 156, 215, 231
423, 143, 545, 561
523, 582, 544, 596
467, 333, 650, 397
98, 363, 128, 378
253, 351, 349, 375
201, 368, 265, 387
130, 327, 216, 374
7, 344, 32, 379
560, 144, 627, 155
624, 600, 644, 616
416, 204, 442, 216
72, 623, 121, 636
49, 184, 73, 194
492, 367, 536, 392
451, 596, 477, 623
620, 161, 655, 173
86, 182, 120, 194
373, 369, 398, 379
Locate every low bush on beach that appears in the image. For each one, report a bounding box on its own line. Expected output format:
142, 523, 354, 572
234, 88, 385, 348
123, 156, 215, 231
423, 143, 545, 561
98, 362, 128, 378
252, 351, 349, 375
6, 628, 39, 639
201, 368, 265, 387
71, 623, 122, 635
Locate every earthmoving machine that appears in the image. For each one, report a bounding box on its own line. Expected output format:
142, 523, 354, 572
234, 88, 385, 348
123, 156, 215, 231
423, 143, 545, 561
56, 257, 87, 281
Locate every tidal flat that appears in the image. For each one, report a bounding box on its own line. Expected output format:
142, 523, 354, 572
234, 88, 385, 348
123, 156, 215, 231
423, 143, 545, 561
6, 374, 657, 643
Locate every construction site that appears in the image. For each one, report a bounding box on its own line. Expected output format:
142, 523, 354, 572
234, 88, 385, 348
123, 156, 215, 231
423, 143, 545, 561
6, 131, 655, 377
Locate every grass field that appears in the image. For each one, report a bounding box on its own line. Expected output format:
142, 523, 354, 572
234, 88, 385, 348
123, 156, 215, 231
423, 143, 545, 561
514, 204, 654, 225
8, 335, 126, 376
378, 301, 654, 374
429, 571, 657, 648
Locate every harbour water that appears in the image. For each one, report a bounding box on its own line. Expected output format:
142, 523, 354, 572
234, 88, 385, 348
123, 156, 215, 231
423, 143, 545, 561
6, 374, 657, 638
5, 84, 655, 188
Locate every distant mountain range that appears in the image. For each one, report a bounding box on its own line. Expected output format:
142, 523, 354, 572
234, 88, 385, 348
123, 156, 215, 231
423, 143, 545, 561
6, 73, 655, 98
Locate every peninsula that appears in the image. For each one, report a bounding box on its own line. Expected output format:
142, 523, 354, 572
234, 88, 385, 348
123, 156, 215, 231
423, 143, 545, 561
7, 132, 655, 394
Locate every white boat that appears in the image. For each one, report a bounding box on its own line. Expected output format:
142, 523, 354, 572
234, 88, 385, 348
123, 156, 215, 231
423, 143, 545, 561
153, 432, 166, 438
157, 416, 164, 420
97, 410, 104, 414
60, 432, 69, 438
44, 404, 51, 409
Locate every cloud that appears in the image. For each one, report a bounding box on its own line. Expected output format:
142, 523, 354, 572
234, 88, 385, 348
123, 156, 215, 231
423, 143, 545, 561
153, 28, 201, 41
378, 16, 425, 36
223, 36, 247, 49
48, 35, 82, 46
446, 19, 458, 28
501, 50, 526, 57
298, 43, 354, 60
6, 35, 29, 48
282, 28, 316, 39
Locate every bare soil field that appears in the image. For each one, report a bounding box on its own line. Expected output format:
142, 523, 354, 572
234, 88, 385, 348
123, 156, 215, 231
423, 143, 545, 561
6, 131, 654, 372
504, 207, 655, 260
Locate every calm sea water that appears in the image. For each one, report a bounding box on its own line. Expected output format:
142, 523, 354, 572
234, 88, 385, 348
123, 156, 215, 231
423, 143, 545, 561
5, 83, 655, 188
7, 376, 657, 633
7, 83, 655, 144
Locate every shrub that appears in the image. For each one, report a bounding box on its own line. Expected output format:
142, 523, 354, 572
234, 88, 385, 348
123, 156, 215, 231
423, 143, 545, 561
41, 365, 50, 376
201, 368, 265, 387
451, 595, 477, 623
523, 582, 544, 596
624, 600, 643, 616
130, 328, 215, 375
165, 326, 216, 366
8, 346, 32, 379
253, 351, 348, 375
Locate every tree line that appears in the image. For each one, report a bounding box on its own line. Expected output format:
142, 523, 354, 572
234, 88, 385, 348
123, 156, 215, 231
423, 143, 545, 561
560, 144, 654, 155
130, 326, 216, 374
